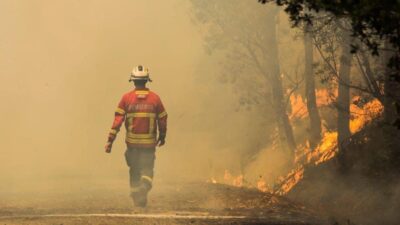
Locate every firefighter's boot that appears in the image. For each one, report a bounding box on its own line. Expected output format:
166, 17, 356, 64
130, 184, 145, 207
132, 188, 147, 208
134, 176, 153, 207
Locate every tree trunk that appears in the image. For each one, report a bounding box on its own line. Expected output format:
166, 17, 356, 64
304, 24, 322, 149
383, 40, 397, 125
359, 50, 382, 100
337, 31, 352, 153
382, 40, 400, 172
268, 10, 297, 155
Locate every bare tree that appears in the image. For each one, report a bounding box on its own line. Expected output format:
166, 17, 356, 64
304, 23, 322, 149
337, 27, 352, 152
382, 41, 398, 125
190, 1, 296, 156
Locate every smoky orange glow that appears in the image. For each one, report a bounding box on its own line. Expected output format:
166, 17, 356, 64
1, 1, 397, 224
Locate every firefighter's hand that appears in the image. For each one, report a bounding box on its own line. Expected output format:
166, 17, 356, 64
105, 142, 113, 153
157, 137, 165, 147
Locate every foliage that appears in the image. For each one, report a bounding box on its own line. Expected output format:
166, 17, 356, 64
260, 0, 400, 127
190, 1, 280, 163
191, 1, 274, 107
259, 0, 400, 55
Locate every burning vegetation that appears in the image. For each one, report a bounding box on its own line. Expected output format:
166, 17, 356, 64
277, 95, 383, 195
208, 88, 384, 196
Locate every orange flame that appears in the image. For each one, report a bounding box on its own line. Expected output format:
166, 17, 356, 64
206, 177, 217, 184
207, 90, 383, 195
277, 97, 383, 195
210, 171, 270, 192
290, 89, 337, 120
276, 166, 305, 195
316, 89, 337, 107
223, 170, 244, 187
349, 97, 383, 133
289, 94, 308, 120
257, 177, 269, 192
233, 175, 244, 187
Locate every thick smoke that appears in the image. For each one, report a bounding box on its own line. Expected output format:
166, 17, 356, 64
0, 0, 281, 193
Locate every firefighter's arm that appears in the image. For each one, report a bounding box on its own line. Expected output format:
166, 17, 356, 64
156, 98, 168, 147
105, 96, 126, 153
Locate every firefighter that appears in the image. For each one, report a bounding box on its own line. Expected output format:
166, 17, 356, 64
105, 65, 167, 208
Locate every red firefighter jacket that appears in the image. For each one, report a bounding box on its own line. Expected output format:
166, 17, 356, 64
107, 88, 167, 148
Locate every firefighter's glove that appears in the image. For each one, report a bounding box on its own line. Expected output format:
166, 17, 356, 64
157, 135, 166, 147
105, 142, 113, 153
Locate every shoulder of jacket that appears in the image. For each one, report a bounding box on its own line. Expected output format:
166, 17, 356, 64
122, 90, 136, 99
148, 90, 160, 99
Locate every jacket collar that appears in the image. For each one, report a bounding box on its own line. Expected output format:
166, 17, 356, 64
134, 87, 149, 91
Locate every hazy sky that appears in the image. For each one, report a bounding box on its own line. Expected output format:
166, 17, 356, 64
0, 0, 266, 192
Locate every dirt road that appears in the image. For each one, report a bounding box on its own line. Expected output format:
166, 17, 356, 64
0, 181, 323, 224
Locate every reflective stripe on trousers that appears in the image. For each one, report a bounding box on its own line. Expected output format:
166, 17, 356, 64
125, 147, 156, 192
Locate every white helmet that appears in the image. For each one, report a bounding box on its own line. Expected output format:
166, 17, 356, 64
129, 65, 152, 82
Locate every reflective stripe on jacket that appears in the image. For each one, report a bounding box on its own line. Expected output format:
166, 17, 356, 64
107, 88, 167, 148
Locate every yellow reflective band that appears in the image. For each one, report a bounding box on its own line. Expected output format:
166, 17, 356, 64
135, 91, 149, 95
126, 137, 156, 144
115, 108, 125, 115
158, 111, 167, 118
126, 112, 156, 118
109, 129, 118, 135
149, 116, 155, 134
127, 132, 155, 139
141, 176, 153, 184
125, 112, 156, 143
127, 117, 133, 132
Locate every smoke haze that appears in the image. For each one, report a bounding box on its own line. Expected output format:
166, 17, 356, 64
0, 0, 280, 193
